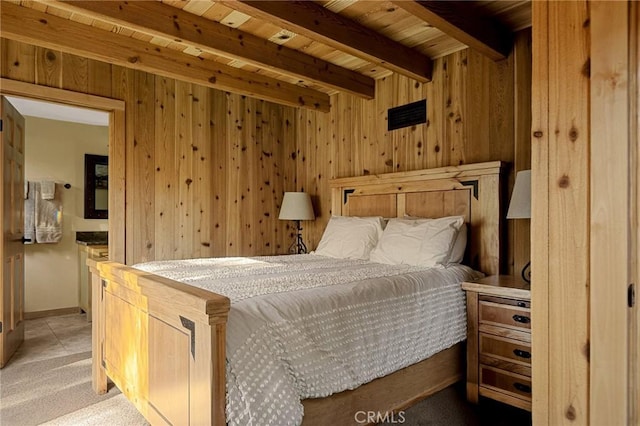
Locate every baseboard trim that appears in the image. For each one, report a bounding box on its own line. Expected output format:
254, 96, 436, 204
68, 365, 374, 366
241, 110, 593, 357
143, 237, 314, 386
24, 307, 81, 320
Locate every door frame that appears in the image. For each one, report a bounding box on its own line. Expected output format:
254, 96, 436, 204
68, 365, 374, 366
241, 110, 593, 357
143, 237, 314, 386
590, 2, 638, 424
0, 78, 126, 263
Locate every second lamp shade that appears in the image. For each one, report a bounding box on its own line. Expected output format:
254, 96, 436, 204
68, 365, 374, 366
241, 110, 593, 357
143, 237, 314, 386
278, 192, 315, 221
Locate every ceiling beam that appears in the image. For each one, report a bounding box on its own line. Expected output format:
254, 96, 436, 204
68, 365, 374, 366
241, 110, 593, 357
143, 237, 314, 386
391, 1, 512, 61
51, 0, 375, 99
0, 3, 330, 112
221, 0, 433, 83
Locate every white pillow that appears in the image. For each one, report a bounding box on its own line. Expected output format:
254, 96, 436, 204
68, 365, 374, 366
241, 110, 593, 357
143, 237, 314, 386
370, 216, 464, 267
449, 223, 468, 264
314, 216, 385, 260
369, 218, 429, 265
402, 215, 468, 264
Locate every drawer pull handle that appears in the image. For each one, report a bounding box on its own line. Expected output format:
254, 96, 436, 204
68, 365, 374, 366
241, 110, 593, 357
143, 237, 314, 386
513, 349, 532, 359
512, 314, 530, 324
517, 302, 527, 308
513, 382, 532, 393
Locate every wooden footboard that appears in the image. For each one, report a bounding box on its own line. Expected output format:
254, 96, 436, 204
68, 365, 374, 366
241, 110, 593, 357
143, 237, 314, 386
89, 260, 230, 425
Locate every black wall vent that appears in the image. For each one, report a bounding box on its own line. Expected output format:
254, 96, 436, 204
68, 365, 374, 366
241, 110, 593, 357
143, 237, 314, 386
388, 99, 426, 131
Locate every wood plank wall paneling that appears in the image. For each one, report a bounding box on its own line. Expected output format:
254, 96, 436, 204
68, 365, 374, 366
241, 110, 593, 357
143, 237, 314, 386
549, 2, 590, 423
531, 2, 550, 422
1, 29, 531, 271
512, 30, 532, 281
211, 91, 229, 257
61, 53, 88, 93
1, 38, 296, 264
154, 76, 178, 260
297, 32, 532, 275
532, 2, 590, 424
35, 47, 62, 88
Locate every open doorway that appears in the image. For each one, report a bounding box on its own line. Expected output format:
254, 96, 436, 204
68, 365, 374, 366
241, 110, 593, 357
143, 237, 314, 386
7, 96, 110, 321
0, 79, 125, 368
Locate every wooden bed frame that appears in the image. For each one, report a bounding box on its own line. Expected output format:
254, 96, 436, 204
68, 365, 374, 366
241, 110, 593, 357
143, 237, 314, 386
88, 161, 503, 425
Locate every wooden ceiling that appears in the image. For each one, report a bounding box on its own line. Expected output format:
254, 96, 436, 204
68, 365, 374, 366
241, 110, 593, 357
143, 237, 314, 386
1, 1, 531, 112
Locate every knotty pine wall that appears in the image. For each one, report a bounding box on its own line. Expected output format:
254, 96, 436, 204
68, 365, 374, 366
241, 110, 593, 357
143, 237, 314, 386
1, 38, 298, 264
2, 28, 531, 273
298, 30, 532, 275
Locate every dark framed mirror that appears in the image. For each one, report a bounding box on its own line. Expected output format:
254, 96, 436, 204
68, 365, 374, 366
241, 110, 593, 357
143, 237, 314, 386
84, 154, 108, 219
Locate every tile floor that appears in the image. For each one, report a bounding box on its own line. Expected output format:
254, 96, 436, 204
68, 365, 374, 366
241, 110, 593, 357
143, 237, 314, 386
9, 313, 91, 366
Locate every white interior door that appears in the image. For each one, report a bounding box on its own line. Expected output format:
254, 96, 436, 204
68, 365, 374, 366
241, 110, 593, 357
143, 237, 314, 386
1, 96, 26, 368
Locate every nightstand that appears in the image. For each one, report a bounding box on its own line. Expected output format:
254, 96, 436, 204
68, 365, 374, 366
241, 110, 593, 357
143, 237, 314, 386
462, 275, 532, 411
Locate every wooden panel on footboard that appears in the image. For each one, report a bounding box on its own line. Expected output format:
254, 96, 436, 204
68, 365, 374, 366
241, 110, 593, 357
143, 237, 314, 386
89, 260, 230, 425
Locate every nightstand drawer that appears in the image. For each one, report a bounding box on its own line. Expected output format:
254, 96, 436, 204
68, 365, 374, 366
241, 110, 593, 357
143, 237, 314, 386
479, 298, 531, 331
480, 334, 531, 367
480, 366, 532, 401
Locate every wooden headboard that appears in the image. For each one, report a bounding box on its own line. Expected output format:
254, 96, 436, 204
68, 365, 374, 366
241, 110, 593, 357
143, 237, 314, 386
329, 161, 503, 275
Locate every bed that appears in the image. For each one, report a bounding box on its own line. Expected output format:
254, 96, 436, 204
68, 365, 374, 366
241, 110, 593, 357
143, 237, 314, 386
88, 161, 503, 425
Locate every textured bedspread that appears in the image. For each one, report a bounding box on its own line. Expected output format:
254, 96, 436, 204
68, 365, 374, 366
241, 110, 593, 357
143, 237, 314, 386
134, 255, 482, 426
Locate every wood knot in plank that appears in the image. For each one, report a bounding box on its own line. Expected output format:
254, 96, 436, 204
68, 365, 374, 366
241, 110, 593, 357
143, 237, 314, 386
569, 127, 579, 142
565, 405, 577, 421
533, 131, 543, 138
558, 174, 570, 188
582, 58, 590, 78
46, 51, 56, 61
583, 340, 590, 362
185, 178, 193, 186
128, 56, 140, 64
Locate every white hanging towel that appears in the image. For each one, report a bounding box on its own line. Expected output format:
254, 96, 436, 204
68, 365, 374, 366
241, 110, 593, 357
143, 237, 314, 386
35, 182, 63, 243
24, 181, 36, 244
40, 180, 56, 200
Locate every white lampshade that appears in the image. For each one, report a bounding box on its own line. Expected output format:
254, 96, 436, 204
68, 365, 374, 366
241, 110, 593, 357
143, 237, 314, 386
279, 192, 315, 221
507, 170, 531, 219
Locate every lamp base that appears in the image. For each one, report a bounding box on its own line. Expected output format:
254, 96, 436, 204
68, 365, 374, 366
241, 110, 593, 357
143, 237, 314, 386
287, 220, 308, 254
521, 261, 531, 284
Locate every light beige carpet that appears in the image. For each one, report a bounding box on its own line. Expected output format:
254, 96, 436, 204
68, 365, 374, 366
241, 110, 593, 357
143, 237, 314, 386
0, 314, 147, 426
41, 393, 144, 426
0, 350, 147, 426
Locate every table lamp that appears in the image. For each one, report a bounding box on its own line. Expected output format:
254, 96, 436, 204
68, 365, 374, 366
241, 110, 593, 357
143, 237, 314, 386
279, 192, 315, 254
507, 170, 531, 283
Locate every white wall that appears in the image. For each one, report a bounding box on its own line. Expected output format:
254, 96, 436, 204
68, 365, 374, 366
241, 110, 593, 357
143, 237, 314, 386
24, 116, 108, 313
